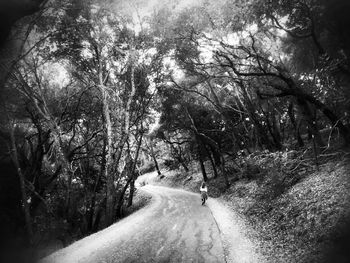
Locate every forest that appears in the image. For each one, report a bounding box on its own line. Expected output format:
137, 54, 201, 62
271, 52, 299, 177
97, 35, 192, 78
0, 0, 349, 262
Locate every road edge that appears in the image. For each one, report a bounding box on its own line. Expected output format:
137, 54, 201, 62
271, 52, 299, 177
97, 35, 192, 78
207, 198, 266, 263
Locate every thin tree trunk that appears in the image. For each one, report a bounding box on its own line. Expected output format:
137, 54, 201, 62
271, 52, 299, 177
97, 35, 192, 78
128, 179, 135, 207
88, 139, 106, 232
184, 107, 210, 181
271, 113, 282, 148
65, 169, 73, 219
303, 93, 350, 145
173, 145, 189, 172
288, 102, 304, 147
116, 176, 133, 218
128, 132, 143, 207
265, 115, 281, 150
92, 196, 106, 233
179, 157, 189, 172
197, 144, 208, 182
149, 140, 161, 175
205, 146, 218, 178
296, 98, 325, 148
221, 154, 230, 188
102, 99, 114, 226
98, 59, 115, 226
259, 103, 282, 150
241, 86, 274, 151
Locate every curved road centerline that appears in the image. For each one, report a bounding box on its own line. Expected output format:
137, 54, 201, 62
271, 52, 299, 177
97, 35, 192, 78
42, 185, 226, 263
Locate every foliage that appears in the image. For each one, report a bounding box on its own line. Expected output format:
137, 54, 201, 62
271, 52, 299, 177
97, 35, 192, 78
139, 161, 156, 175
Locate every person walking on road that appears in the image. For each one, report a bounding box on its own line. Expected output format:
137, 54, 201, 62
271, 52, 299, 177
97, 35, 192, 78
200, 182, 208, 205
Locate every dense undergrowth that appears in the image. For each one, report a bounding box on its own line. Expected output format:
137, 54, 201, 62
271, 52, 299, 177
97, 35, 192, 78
33, 189, 152, 260
144, 146, 350, 263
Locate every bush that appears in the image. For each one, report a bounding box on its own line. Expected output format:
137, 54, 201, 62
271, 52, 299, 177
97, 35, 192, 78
259, 168, 287, 200
240, 162, 263, 180
238, 150, 308, 200
139, 161, 155, 174
162, 158, 180, 170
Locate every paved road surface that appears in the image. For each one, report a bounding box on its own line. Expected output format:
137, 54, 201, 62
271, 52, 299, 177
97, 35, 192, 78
42, 185, 226, 263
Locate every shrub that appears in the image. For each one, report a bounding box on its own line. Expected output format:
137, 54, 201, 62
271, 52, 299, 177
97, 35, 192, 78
239, 150, 308, 200
241, 162, 262, 180
259, 168, 287, 200
139, 161, 155, 174
162, 158, 180, 170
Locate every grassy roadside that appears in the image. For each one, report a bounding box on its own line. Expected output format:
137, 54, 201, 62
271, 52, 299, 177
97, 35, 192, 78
140, 151, 350, 263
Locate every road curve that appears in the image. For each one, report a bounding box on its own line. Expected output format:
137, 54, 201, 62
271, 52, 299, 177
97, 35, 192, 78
41, 185, 226, 263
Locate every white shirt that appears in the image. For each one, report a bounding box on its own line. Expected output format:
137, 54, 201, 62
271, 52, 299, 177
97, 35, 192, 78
200, 186, 208, 192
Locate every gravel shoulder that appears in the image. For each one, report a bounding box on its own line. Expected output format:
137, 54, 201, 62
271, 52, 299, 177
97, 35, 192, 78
207, 197, 266, 263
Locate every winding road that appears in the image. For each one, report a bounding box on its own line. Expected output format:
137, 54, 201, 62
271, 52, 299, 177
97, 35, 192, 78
42, 185, 227, 263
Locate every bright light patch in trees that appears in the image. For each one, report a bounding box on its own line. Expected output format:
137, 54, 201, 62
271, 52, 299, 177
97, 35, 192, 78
45, 62, 70, 89
198, 37, 216, 63
163, 51, 175, 68
114, 0, 204, 19
91, 4, 100, 14
161, 49, 185, 81
245, 23, 258, 35
139, 47, 157, 65
81, 40, 93, 59
148, 110, 161, 135
172, 68, 185, 81
223, 33, 240, 46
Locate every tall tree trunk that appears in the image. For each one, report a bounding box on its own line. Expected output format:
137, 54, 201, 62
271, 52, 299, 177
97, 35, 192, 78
9, 124, 33, 243
103, 116, 114, 226
99, 66, 114, 227
197, 144, 208, 182
185, 107, 210, 181
88, 139, 106, 232
221, 154, 230, 188
288, 102, 304, 147
149, 140, 161, 175
128, 179, 135, 208
128, 132, 143, 207
116, 176, 133, 218
296, 98, 325, 148
65, 169, 73, 219
271, 113, 282, 149
92, 196, 106, 233
205, 146, 218, 178
259, 103, 282, 150
265, 115, 282, 150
